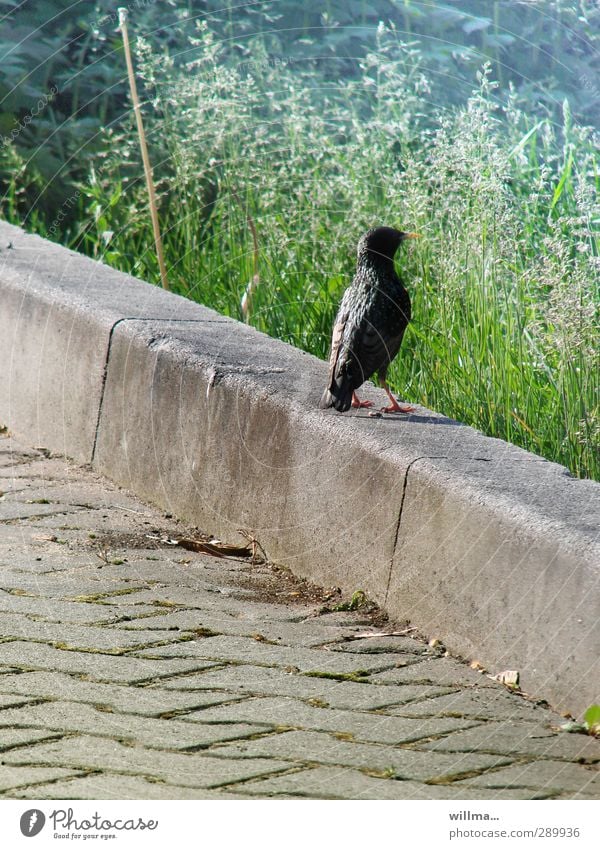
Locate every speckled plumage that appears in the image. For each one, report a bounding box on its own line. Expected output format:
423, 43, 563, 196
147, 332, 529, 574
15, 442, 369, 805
320, 227, 414, 413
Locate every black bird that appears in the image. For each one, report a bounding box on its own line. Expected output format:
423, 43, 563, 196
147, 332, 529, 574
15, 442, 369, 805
320, 226, 419, 414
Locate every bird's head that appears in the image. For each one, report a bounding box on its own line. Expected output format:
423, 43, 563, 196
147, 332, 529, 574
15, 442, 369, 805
357, 227, 420, 264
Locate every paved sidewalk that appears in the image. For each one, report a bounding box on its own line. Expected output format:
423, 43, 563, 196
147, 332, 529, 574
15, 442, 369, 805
0, 430, 598, 800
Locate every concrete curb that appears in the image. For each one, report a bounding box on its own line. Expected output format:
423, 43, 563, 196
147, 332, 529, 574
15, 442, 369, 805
1, 220, 598, 715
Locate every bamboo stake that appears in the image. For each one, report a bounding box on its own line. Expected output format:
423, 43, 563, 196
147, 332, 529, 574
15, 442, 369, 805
240, 210, 260, 322
230, 186, 260, 322
118, 7, 169, 290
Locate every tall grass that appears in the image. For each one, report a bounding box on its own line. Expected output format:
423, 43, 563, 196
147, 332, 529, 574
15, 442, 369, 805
74, 24, 599, 480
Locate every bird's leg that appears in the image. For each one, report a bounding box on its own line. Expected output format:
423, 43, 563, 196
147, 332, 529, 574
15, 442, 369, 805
380, 383, 414, 414
351, 392, 374, 409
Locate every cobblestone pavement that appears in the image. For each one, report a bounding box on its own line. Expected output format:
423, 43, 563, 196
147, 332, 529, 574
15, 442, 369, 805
0, 431, 598, 800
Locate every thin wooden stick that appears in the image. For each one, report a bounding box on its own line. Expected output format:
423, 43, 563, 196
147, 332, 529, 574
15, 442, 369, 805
240, 211, 260, 322
118, 7, 169, 290
230, 186, 260, 322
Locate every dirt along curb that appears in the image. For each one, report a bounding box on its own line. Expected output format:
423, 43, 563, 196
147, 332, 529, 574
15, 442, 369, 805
0, 220, 598, 716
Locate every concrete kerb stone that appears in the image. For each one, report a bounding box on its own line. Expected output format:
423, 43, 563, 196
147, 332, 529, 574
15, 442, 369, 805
0, 221, 227, 463
93, 317, 415, 604
388, 457, 600, 714
0, 220, 598, 716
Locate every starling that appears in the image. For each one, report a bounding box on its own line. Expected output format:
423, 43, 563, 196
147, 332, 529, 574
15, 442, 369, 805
320, 226, 419, 414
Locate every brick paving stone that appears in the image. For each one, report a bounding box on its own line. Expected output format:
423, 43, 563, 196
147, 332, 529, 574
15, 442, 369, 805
159, 665, 456, 710
210, 729, 513, 780
25, 513, 175, 542
0, 765, 85, 792
119, 608, 364, 649
0, 693, 39, 709
0, 502, 85, 522
423, 721, 600, 762
328, 635, 432, 655
0, 447, 40, 468
458, 760, 600, 795
387, 688, 547, 722
0, 641, 214, 683
0, 556, 97, 575
1, 478, 71, 496
0, 702, 265, 750
0, 611, 195, 651
0, 444, 55, 461
184, 695, 480, 743
121, 588, 310, 622
85, 560, 211, 583
0, 728, 63, 752
560, 789, 598, 799
235, 765, 552, 800
0, 592, 161, 624
371, 658, 499, 688
133, 633, 409, 675
89, 562, 258, 590
5, 775, 248, 799
133, 580, 261, 601
0, 573, 149, 599
0, 671, 241, 715
3, 735, 295, 789
2, 481, 158, 514
93, 548, 191, 564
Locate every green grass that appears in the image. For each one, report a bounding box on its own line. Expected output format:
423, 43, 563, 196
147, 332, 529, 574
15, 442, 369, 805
62, 26, 599, 481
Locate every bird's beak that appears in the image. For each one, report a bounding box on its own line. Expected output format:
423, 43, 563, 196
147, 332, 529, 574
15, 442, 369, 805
403, 232, 421, 239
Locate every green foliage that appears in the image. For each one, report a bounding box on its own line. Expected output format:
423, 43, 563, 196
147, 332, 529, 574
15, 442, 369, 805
75, 23, 599, 481
560, 704, 600, 736
1, 3, 598, 481
584, 705, 600, 735
333, 591, 370, 612
1, 1, 599, 223
0, 0, 186, 222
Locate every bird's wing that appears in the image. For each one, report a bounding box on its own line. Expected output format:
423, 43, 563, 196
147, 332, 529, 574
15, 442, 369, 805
325, 308, 349, 390
345, 296, 408, 382
347, 317, 404, 384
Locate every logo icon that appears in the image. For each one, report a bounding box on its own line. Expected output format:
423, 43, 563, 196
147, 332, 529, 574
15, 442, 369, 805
20, 810, 45, 837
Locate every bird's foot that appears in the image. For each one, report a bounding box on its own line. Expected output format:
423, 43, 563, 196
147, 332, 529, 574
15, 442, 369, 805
380, 383, 414, 414
381, 400, 415, 414
351, 392, 374, 409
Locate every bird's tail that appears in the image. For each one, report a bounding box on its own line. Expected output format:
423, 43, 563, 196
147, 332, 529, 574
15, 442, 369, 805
319, 376, 353, 413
